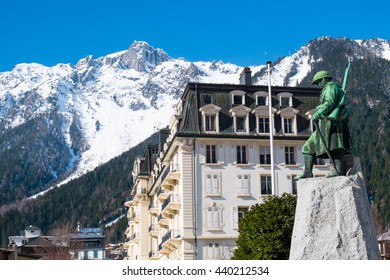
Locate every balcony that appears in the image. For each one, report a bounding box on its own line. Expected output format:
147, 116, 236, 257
148, 203, 159, 216
127, 232, 140, 244
149, 250, 159, 260
161, 194, 181, 216
128, 212, 140, 224
158, 213, 169, 227
124, 188, 147, 207
157, 188, 169, 201
161, 164, 180, 190
158, 230, 182, 254
158, 243, 170, 255
148, 224, 159, 238
124, 194, 136, 207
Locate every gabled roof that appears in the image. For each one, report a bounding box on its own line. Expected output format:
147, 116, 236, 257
22, 236, 55, 247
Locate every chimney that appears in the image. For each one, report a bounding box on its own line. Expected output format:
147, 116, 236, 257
239, 67, 252, 85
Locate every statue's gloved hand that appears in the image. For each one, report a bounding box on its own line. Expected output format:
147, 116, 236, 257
312, 111, 322, 122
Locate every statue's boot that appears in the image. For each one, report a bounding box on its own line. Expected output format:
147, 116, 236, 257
327, 149, 345, 177
294, 154, 314, 180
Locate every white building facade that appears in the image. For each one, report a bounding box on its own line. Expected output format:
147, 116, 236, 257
124, 74, 329, 260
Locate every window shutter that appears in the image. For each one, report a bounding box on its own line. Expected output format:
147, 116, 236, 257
213, 208, 220, 228
199, 143, 206, 164
206, 175, 212, 194
230, 144, 236, 164
232, 206, 238, 229
207, 207, 213, 228
208, 243, 213, 259
243, 175, 250, 194
212, 174, 219, 194
277, 145, 284, 164
248, 144, 255, 164
237, 175, 243, 194
215, 243, 221, 259
218, 143, 224, 164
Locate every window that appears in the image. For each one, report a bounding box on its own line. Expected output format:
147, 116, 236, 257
258, 117, 270, 133
233, 95, 243, 105
254, 91, 269, 106
94, 250, 98, 259
205, 115, 216, 132
202, 93, 212, 104
236, 145, 247, 164
232, 206, 249, 230
278, 92, 293, 108
236, 116, 246, 132
199, 104, 221, 133
205, 173, 221, 195
281, 97, 290, 107
206, 203, 222, 230
260, 175, 272, 195
284, 118, 293, 134
257, 95, 267, 106
285, 146, 296, 165
237, 174, 251, 195
207, 243, 221, 259
231, 90, 246, 106
238, 207, 249, 221
291, 177, 297, 195
206, 145, 217, 163
259, 146, 271, 164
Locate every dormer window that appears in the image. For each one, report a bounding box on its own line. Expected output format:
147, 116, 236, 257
205, 115, 215, 131
229, 105, 251, 134
254, 91, 269, 106
230, 90, 246, 106
278, 92, 293, 108
252, 106, 277, 134
202, 93, 213, 105
278, 107, 299, 135
199, 104, 221, 133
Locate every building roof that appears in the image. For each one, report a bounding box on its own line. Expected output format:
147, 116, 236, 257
378, 231, 390, 241
22, 236, 55, 247
177, 82, 320, 138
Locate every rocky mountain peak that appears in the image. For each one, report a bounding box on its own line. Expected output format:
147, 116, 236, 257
116, 41, 171, 72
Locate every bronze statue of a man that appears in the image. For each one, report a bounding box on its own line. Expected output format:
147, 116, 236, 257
294, 70, 353, 180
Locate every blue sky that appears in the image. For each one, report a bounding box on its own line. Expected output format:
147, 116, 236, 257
1, 0, 389, 72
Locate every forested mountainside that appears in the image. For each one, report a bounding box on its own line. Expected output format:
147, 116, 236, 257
0, 132, 159, 246
1, 37, 390, 245
298, 38, 390, 231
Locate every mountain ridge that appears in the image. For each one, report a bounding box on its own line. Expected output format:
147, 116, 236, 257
1, 37, 390, 239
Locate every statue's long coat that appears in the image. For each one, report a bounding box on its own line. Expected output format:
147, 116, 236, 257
302, 81, 353, 157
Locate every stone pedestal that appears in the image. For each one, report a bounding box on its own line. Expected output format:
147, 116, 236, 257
289, 158, 380, 260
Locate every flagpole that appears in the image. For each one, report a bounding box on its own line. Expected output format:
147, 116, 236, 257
266, 61, 276, 195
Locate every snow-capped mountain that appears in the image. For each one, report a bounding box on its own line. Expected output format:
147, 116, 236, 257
0, 41, 242, 195
0, 37, 390, 202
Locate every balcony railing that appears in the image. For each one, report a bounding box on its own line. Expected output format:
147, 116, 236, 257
148, 203, 158, 215
124, 194, 136, 207
161, 163, 180, 190
158, 230, 182, 254
158, 213, 169, 227
161, 194, 181, 216
149, 250, 159, 259
157, 188, 169, 201
148, 224, 159, 237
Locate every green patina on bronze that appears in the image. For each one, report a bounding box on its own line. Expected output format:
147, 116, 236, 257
295, 68, 353, 180
302, 81, 352, 157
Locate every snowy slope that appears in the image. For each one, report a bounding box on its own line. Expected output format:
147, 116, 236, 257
1, 37, 390, 190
